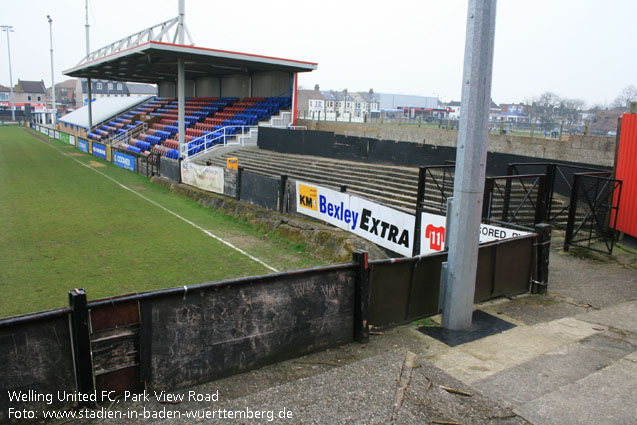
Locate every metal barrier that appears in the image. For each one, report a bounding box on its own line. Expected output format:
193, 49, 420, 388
507, 162, 610, 226
180, 125, 257, 160
564, 173, 623, 254
483, 174, 547, 231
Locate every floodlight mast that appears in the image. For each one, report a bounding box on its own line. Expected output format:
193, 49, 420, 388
1, 25, 15, 121
177, 0, 186, 156
441, 0, 497, 331
85, 0, 93, 131
47, 15, 57, 128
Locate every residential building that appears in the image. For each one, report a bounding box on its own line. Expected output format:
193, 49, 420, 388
443, 99, 500, 121
499, 103, 530, 123
297, 86, 380, 120
76, 79, 157, 105
48, 79, 78, 112
13, 80, 47, 108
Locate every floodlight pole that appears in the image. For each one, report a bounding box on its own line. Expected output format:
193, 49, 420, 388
47, 15, 56, 128
177, 0, 186, 156
85, 0, 93, 131
441, 0, 497, 330
1, 25, 15, 121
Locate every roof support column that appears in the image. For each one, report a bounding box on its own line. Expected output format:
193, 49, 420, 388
291, 72, 298, 127
87, 80, 93, 130
178, 58, 185, 157
441, 0, 497, 331
177, 0, 186, 157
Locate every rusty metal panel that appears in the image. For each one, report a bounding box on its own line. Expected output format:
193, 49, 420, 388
90, 298, 140, 330
369, 261, 413, 327
474, 245, 496, 303
493, 237, 532, 297
407, 254, 445, 319
616, 114, 637, 237
89, 297, 143, 395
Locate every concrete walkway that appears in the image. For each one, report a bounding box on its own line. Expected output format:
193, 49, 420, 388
67, 242, 636, 425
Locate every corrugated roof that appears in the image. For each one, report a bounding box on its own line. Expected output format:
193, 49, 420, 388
59, 95, 153, 129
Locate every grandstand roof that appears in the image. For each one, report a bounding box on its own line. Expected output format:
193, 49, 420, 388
63, 41, 317, 84
58, 95, 153, 129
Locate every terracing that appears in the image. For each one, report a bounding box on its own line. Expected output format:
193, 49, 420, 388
199, 147, 570, 228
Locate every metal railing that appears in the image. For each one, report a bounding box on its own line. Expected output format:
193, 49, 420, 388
180, 125, 257, 159
110, 122, 147, 145
482, 174, 547, 231
564, 173, 622, 255
507, 162, 610, 226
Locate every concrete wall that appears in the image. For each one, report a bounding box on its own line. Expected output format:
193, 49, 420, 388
195, 77, 220, 97
158, 82, 175, 98
221, 74, 250, 98
298, 120, 617, 167
252, 71, 290, 97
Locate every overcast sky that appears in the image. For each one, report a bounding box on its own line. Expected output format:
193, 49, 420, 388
1, 0, 635, 106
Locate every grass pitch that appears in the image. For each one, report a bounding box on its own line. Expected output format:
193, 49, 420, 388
0, 127, 323, 318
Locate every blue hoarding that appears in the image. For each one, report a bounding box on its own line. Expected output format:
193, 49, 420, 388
78, 139, 89, 153
113, 151, 136, 172
92, 142, 107, 160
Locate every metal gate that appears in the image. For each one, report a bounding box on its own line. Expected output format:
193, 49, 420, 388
564, 173, 623, 254
507, 162, 610, 227
482, 174, 547, 230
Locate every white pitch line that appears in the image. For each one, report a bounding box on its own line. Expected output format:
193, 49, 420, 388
32, 131, 278, 272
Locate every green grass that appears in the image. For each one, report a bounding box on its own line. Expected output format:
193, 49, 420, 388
0, 127, 323, 317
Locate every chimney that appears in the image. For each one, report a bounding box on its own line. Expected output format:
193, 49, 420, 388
369, 88, 374, 94
314, 84, 320, 91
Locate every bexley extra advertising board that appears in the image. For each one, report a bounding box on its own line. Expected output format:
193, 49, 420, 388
296, 181, 415, 256
419, 211, 531, 254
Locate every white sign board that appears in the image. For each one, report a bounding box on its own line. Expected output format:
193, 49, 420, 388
295, 181, 415, 256
419, 211, 531, 254
181, 162, 224, 195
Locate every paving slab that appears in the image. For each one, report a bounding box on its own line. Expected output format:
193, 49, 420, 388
427, 317, 601, 384
474, 332, 636, 407
574, 300, 637, 335
514, 351, 637, 425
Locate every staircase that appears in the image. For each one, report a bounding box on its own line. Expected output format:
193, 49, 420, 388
187, 110, 293, 164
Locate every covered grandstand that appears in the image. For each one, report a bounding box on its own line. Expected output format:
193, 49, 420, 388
61, 4, 317, 161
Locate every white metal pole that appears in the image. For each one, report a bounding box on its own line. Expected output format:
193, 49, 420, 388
177, 0, 186, 155
2, 26, 16, 121
85, 0, 93, 130
441, 0, 497, 330
47, 15, 56, 127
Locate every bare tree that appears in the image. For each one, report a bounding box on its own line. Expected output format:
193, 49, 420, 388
611, 85, 637, 109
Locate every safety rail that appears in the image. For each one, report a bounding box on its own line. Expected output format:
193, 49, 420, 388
110, 122, 147, 145
180, 125, 257, 159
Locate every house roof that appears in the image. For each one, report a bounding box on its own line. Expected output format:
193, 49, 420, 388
358, 91, 380, 103
56, 79, 78, 89
18, 80, 46, 94
127, 83, 157, 95
0, 84, 9, 93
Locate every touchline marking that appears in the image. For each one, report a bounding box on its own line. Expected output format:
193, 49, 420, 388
32, 131, 278, 272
